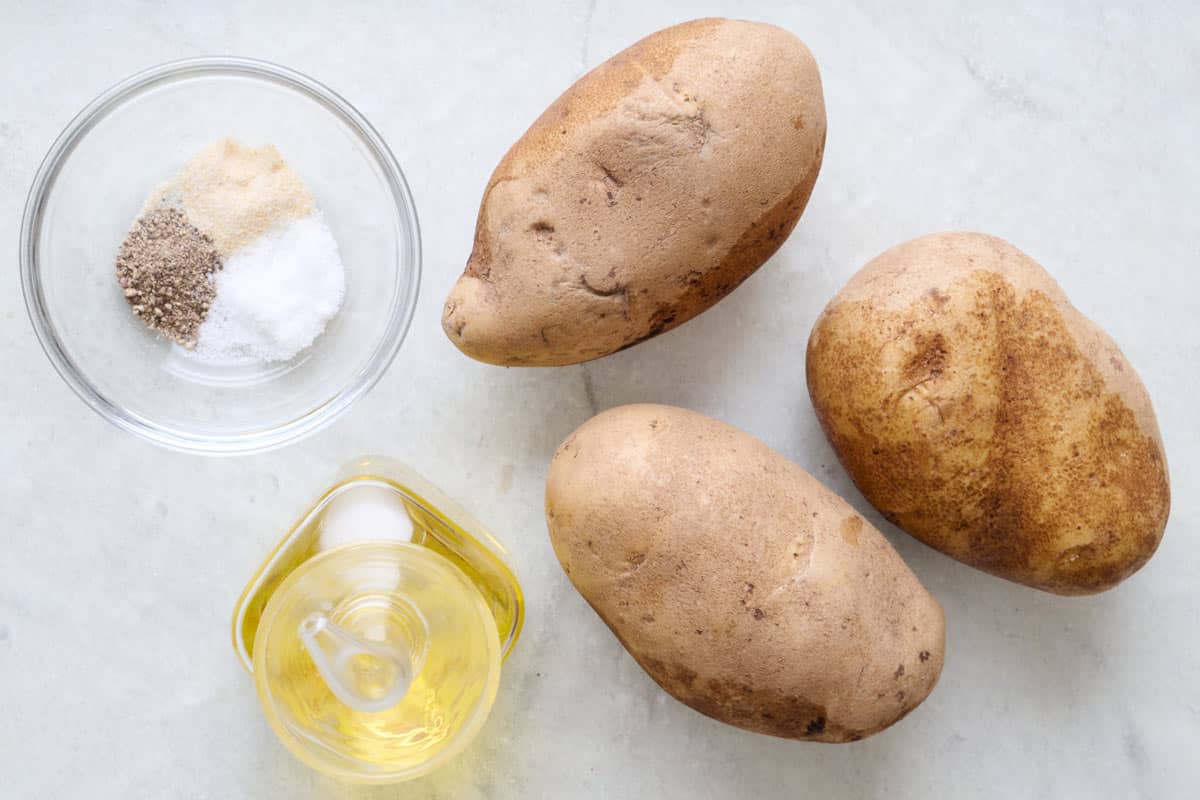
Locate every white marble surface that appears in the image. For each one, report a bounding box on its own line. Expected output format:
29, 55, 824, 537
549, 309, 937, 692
2, 2, 1198, 798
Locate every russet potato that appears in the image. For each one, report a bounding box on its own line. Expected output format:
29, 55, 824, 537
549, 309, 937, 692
444, 18, 825, 365
806, 233, 1170, 594
545, 404, 945, 741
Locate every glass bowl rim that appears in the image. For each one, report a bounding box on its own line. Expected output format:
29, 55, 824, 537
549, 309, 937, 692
19, 56, 422, 455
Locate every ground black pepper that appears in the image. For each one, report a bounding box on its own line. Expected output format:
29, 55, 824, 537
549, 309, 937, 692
115, 206, 222, 347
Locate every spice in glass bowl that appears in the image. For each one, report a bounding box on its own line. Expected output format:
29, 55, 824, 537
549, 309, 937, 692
115, 207, 222, 346
115, 138, 346, 361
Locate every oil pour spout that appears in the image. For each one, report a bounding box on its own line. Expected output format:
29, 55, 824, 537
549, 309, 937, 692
299, 611, 413, 713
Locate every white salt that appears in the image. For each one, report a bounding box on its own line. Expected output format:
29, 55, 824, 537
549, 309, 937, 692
194, 212, 345, 362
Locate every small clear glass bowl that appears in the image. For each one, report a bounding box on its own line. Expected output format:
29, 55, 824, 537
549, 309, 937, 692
21, 57, 420, 454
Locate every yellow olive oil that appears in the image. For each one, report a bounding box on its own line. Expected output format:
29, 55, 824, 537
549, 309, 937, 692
232, 458, 523, 784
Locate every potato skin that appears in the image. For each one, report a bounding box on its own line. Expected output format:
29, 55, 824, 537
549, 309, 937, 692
444, 18, 826, 366
545, 404, 944, 742
806, 233, 1170, 594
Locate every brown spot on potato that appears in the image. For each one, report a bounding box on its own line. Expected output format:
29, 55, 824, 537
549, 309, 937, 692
840, 515, 863, 545
926, 287, 951, 307
645, 306, 679, 339
681, 678, 846, 740
640, 657, 699, 691
596, 162, 625, 188
785, 528, 816, 566
903, 332, 948, 383
673, 665, 698, 689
